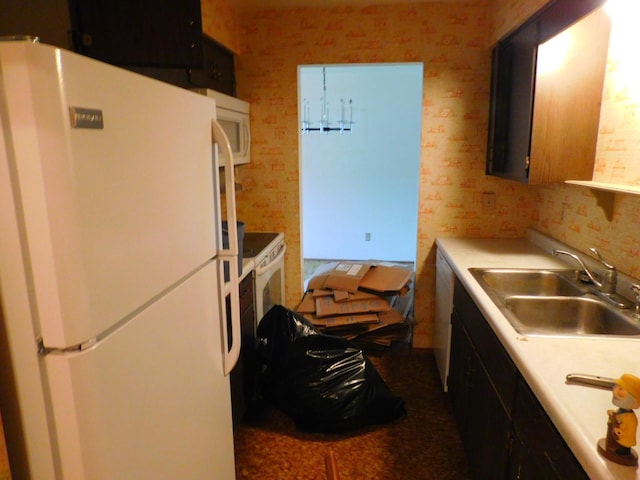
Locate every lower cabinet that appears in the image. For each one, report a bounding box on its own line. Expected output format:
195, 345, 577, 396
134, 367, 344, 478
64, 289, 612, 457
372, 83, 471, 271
229, 274, 256, 425
449, 315, 511, 479
450, 278, 588, 480
509, 378, 589, 480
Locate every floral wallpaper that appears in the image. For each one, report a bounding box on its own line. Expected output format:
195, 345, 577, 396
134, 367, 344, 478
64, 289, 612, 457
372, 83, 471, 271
202, 0, 640, 348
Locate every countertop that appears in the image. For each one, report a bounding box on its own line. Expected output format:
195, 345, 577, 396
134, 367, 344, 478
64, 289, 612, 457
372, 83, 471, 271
436, 230, 640, 480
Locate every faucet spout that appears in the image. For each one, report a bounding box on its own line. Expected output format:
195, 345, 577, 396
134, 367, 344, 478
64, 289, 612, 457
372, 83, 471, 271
552, 249, 603, 288
552, 248, 618, 294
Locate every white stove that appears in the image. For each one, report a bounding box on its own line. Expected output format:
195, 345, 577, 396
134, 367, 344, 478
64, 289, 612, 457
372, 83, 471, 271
242, 232, 286, 324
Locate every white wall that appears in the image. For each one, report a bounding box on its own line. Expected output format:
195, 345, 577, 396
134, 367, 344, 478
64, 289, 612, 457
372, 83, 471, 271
300, 63, 423, 262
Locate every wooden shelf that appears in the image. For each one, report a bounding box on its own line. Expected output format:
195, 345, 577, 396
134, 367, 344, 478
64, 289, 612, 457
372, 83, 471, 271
565, 180, 640, 196
565, 180, 640, 220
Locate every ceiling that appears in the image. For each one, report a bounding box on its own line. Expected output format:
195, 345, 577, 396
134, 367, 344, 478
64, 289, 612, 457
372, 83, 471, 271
234, 0, 462, 10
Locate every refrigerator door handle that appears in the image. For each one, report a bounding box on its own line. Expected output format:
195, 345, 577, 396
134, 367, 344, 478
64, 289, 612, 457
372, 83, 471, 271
212, 119, 241, 376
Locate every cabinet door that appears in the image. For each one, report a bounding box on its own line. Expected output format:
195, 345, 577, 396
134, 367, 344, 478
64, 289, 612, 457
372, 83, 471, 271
487, 21, 537, 182
528, 7, 610, 184
453, 280, 518, 414
450, 313, 511, 480
188, 35, 236, 96
449, 313, 473, 435
486, 0, 609, 184
511, 378, 589, 480
70, 0, 203, 67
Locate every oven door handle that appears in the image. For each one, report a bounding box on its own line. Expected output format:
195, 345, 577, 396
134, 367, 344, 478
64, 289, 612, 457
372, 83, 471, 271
255, 243, 287, 276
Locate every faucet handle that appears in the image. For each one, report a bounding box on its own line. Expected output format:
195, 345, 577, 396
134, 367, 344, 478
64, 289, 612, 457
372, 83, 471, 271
589, 247, 615, 270
632, 284, 640, 318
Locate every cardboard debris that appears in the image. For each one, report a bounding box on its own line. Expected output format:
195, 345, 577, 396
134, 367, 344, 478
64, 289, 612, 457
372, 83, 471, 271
321, 262, 372, 293
333, 290, 380, 303
321, 313, 379, 329
303, 313, 377, 330
332, 290, 351, 302
297, 261, 415, 351
315, 295, 390, 318
295, 292, 316, 314
359, 264, 413, 293
349, 309, 406, 337
311, 289, 333, 297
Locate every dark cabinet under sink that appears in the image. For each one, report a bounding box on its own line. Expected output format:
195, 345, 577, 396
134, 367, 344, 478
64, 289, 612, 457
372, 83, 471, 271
449, 278, 588, 480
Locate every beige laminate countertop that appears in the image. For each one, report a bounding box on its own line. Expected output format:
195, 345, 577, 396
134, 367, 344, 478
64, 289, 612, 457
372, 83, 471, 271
436, 230, 640, 480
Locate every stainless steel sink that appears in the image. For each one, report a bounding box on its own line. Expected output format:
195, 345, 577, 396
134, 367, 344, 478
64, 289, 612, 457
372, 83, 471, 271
469, 268, 640, 338
504, 297, 640, 337
473, 269, 586, 297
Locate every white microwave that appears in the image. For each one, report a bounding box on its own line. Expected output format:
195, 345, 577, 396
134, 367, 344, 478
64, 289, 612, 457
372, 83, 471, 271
195, 89, 251, 166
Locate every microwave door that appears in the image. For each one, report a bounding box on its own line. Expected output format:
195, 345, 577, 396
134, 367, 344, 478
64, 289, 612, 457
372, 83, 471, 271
216, 110, 250, 165
218, 118, 241, 156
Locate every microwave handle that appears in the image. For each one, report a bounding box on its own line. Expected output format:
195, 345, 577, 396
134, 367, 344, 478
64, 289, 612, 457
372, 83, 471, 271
242, 121, 251, 157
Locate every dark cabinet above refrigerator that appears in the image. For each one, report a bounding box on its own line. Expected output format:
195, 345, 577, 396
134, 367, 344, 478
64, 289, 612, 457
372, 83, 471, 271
0, 0, 236, 96
70, 0, 203, 68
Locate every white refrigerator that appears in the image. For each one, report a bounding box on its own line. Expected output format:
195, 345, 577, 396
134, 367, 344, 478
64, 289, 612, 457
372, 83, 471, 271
0, 39, 241, 479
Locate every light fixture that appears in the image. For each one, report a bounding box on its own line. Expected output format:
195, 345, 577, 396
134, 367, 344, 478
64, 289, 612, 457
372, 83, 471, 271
301, 67, 354, 134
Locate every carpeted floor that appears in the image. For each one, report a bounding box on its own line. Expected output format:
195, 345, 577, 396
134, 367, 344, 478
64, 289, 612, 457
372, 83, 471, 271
233, 349, 471, 479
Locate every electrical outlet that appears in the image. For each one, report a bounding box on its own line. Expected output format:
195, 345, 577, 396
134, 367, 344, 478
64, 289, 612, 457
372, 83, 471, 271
365, 232, 371, 241
482, 192, 496, 211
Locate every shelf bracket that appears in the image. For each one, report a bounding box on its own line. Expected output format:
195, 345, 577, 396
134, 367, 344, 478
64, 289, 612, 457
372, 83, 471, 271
590, 188, 615, 221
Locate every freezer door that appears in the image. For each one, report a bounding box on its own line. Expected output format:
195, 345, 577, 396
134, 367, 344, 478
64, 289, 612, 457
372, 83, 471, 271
0, 42, 220, 348
43, 262, 235, 479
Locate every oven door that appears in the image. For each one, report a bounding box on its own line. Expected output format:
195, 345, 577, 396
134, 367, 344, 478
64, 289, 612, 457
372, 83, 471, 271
253, 243, 286, 324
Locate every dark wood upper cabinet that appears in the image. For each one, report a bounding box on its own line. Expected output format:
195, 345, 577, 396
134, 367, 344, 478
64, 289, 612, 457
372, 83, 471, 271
70, 0, 203, 68
0, 0, 236, 95
486, 0, 610, 184
188, 35, 236, 96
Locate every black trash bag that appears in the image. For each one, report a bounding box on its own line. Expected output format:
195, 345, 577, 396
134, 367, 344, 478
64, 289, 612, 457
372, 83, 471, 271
255, 305, 406, 433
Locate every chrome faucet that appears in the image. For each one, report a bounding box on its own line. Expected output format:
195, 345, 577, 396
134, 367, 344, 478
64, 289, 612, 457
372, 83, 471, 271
552, 247, 617, 294
632, 285, 640, 319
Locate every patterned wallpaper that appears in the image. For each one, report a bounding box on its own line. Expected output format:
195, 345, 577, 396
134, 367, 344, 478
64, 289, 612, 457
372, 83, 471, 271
201, 0, 240, 53
219, 1, 539, 348
202, 0, 640, 348
493, 0, 640, 280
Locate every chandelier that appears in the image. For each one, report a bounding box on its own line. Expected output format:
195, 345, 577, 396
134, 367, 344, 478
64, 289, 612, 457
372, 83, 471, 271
301, 67, 354, 134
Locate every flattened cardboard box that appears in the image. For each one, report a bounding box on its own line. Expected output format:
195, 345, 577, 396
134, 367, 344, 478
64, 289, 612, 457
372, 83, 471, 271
315, 295, 390, 318
321, 313, 379, 329
295, 292, 316, 314
359, 264, 412, 293
334, 290, 380, 303
321, 262, 372, 293
350, 309, 406, 338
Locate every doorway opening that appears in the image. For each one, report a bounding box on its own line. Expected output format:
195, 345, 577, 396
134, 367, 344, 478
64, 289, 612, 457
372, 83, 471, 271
298, 63, 423, 282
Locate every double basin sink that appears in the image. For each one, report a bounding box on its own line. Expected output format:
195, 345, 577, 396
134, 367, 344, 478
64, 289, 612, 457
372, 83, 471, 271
469, 268, 640, 338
